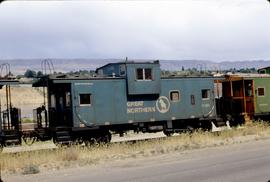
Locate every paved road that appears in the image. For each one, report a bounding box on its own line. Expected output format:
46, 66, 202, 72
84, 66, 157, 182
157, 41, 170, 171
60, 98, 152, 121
5, 139, 270, 182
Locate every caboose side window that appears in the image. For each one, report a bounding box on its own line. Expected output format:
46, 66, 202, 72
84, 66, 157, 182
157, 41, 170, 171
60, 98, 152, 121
144, 68, 152, 80
79, 94, 91, 105
136, 68, 152, 80
120, 64, 126, 76
257, 87, 265, 96
191, 95, 195, 105
202, 89, 210, 100
170, 91, 180, 102
136, 68, 144, 80
98, 70, 103, 75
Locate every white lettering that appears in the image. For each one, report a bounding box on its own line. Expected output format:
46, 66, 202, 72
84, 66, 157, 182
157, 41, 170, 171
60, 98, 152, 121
127, 101, 156, 113
127, 101, 144, 107
127, 107, 155, 114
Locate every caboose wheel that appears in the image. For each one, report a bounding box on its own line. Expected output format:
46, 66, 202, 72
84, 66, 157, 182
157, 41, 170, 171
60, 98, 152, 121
84, 138, 99, 147
23, 137, 37, 146
163, 130, 173, 137
84, 131, 111, 147
101, 131, 112, 143
22, 133, 37, 146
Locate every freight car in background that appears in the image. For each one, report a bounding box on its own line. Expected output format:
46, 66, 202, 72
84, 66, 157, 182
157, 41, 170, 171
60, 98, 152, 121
216, 74, 270, 124
32, 60, 219, 144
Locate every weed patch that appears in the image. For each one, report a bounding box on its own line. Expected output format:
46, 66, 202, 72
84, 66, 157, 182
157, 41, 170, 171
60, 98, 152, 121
22, 164, 39, 175
1, 122, 270, 174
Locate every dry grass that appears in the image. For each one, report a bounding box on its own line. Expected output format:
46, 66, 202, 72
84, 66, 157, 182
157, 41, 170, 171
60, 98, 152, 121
0, 85, 44, 118
1, 121, 270, 175
0, 86, 44, 106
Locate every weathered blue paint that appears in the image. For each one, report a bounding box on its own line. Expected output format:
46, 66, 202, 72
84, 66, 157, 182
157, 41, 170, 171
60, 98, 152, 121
96, 61, 161, 95
96, 63, 123, 77
47, 61, 216, 128
126, 62, 161, 95
71, 77, 215, 127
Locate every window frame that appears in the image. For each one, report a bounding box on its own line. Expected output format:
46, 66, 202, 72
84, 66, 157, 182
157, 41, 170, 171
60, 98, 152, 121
191, 95, 195, 105
257, 87, 265, 97
144, 68, 152, 80
202, 89, 211, 100
119, 64, 126, 76
79, 93, 92, 106
169, 90, 180, 102
136, 68, 153, 81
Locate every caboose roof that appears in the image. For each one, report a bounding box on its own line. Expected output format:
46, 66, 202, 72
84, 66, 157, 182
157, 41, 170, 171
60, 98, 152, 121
32, 74, 123, 87
95, 60, 160, 72
216, 73, 270, 82
227, 73, 270, 78
258, 66, 270, 71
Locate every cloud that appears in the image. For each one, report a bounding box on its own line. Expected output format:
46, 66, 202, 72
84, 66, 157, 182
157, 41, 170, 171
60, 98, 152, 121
0, 1, 269, 61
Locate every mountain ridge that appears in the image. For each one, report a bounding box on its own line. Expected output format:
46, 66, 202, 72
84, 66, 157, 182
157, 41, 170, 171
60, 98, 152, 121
1, 59, 269, 74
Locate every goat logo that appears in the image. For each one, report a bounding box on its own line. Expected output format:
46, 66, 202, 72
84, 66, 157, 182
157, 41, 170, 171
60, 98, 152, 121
156, 96, 170, 113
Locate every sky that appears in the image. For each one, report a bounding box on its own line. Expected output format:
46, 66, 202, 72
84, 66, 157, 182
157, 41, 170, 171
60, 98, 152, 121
0, 0, 269, 62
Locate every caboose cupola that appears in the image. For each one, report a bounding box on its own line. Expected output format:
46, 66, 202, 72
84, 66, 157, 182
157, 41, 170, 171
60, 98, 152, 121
96, 60, 161, 95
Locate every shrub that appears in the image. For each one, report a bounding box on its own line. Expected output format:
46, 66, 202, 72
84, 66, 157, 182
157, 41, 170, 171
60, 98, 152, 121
22, 164, 40, 175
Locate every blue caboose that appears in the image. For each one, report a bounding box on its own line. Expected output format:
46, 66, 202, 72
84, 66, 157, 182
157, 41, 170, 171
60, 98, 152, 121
33, 61, 217, 144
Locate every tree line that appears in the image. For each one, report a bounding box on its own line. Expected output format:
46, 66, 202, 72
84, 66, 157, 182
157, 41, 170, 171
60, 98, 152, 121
17, 67, 258, 79
161, 67, 257, 77
18, 69, 96, 78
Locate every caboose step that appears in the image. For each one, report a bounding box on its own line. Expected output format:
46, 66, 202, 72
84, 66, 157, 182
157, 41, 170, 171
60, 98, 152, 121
54, 130, 72, 145
3, 131, 22, 145
56, 131, 69, 136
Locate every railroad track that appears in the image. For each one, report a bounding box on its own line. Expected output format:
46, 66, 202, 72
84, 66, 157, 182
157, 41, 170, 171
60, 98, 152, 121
2, 132, 167, 154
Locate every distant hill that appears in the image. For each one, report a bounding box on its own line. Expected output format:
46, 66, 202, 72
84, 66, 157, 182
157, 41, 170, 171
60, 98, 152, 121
160, 60, 270, 71
1, 59, 270, 75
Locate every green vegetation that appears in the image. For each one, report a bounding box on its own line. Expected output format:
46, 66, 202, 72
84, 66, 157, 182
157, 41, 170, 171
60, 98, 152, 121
161, 67, 258, 77
17, 67, 259, 79
21, 118, 33, 123
18, 69, 96, 79
66, 70, 96, 77
23, 69, 37, 78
